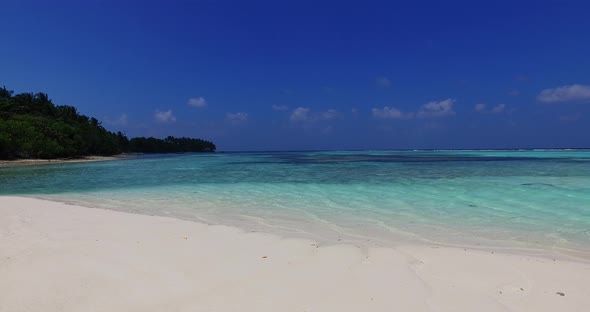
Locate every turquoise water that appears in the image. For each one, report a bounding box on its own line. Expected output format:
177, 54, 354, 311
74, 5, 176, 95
1, 150, 590, 257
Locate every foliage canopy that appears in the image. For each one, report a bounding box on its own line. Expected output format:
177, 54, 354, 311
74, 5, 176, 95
0, 86, 215, 159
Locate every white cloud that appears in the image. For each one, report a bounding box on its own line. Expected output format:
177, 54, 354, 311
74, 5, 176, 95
225, 112, 248, 124
321, 125, 334, 134
372, 106, 413, 119
188, 97, 207, 108
154, 110, 176, 123
321, 109, 340, 120
373, 99, 456, 120
376, 76, 391, 87
290, 107, 312, 122
105, 113, 128, 126
272, 104, 289, 111
490, 103, 506, 113
475, 103, 506, 114
417, 98, 456, 118
474, 103, 486, 112
537, 84, 590, 103
290, 107, 340, 123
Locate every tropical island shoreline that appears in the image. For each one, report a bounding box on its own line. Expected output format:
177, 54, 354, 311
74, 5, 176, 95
0, 86, 216, 161
1, 196, 589, 311
0, 154, 135, 167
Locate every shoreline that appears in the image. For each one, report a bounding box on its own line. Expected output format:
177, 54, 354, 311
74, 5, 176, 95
0, 154, 134, 167
2, 196, 589, 311
30, 194, 590, 263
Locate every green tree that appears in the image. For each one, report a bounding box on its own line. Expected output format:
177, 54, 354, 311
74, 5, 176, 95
0, 85, 216, 159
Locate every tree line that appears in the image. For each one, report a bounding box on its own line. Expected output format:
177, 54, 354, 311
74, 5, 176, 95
0, 86, 215, 159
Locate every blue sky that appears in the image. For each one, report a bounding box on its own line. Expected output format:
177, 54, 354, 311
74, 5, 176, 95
1, 0, 589, 151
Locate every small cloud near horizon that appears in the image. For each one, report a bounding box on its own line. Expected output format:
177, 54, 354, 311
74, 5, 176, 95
225, 112, 249, 124
105, 113, 128, 126
321, 109, 340, 120
290, 107, 311, 122
490, 103, 506, 113
188, 97, 207, 108
154, 110, 176, 123
290, 107, 340, 123
417, 99, 456, 118
373, 99, 456, 120
537, 84, 590, 103
372, 107, 413, 119
376, 76, 391, 88
474, 103, 506, 114
475, 103, 486, 112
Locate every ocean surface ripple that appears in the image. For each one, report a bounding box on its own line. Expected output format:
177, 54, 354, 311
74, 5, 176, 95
2, 150, 589, 257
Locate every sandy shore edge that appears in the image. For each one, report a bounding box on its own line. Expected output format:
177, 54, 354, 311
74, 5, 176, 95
0, 154, 133, 167
1, 196, 589, 311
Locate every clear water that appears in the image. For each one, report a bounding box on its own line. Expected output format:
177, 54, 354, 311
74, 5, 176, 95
1, 150, 590, 257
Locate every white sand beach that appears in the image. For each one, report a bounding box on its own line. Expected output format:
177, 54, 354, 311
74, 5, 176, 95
0, 156, 128, 168
1, 196, 589, 312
